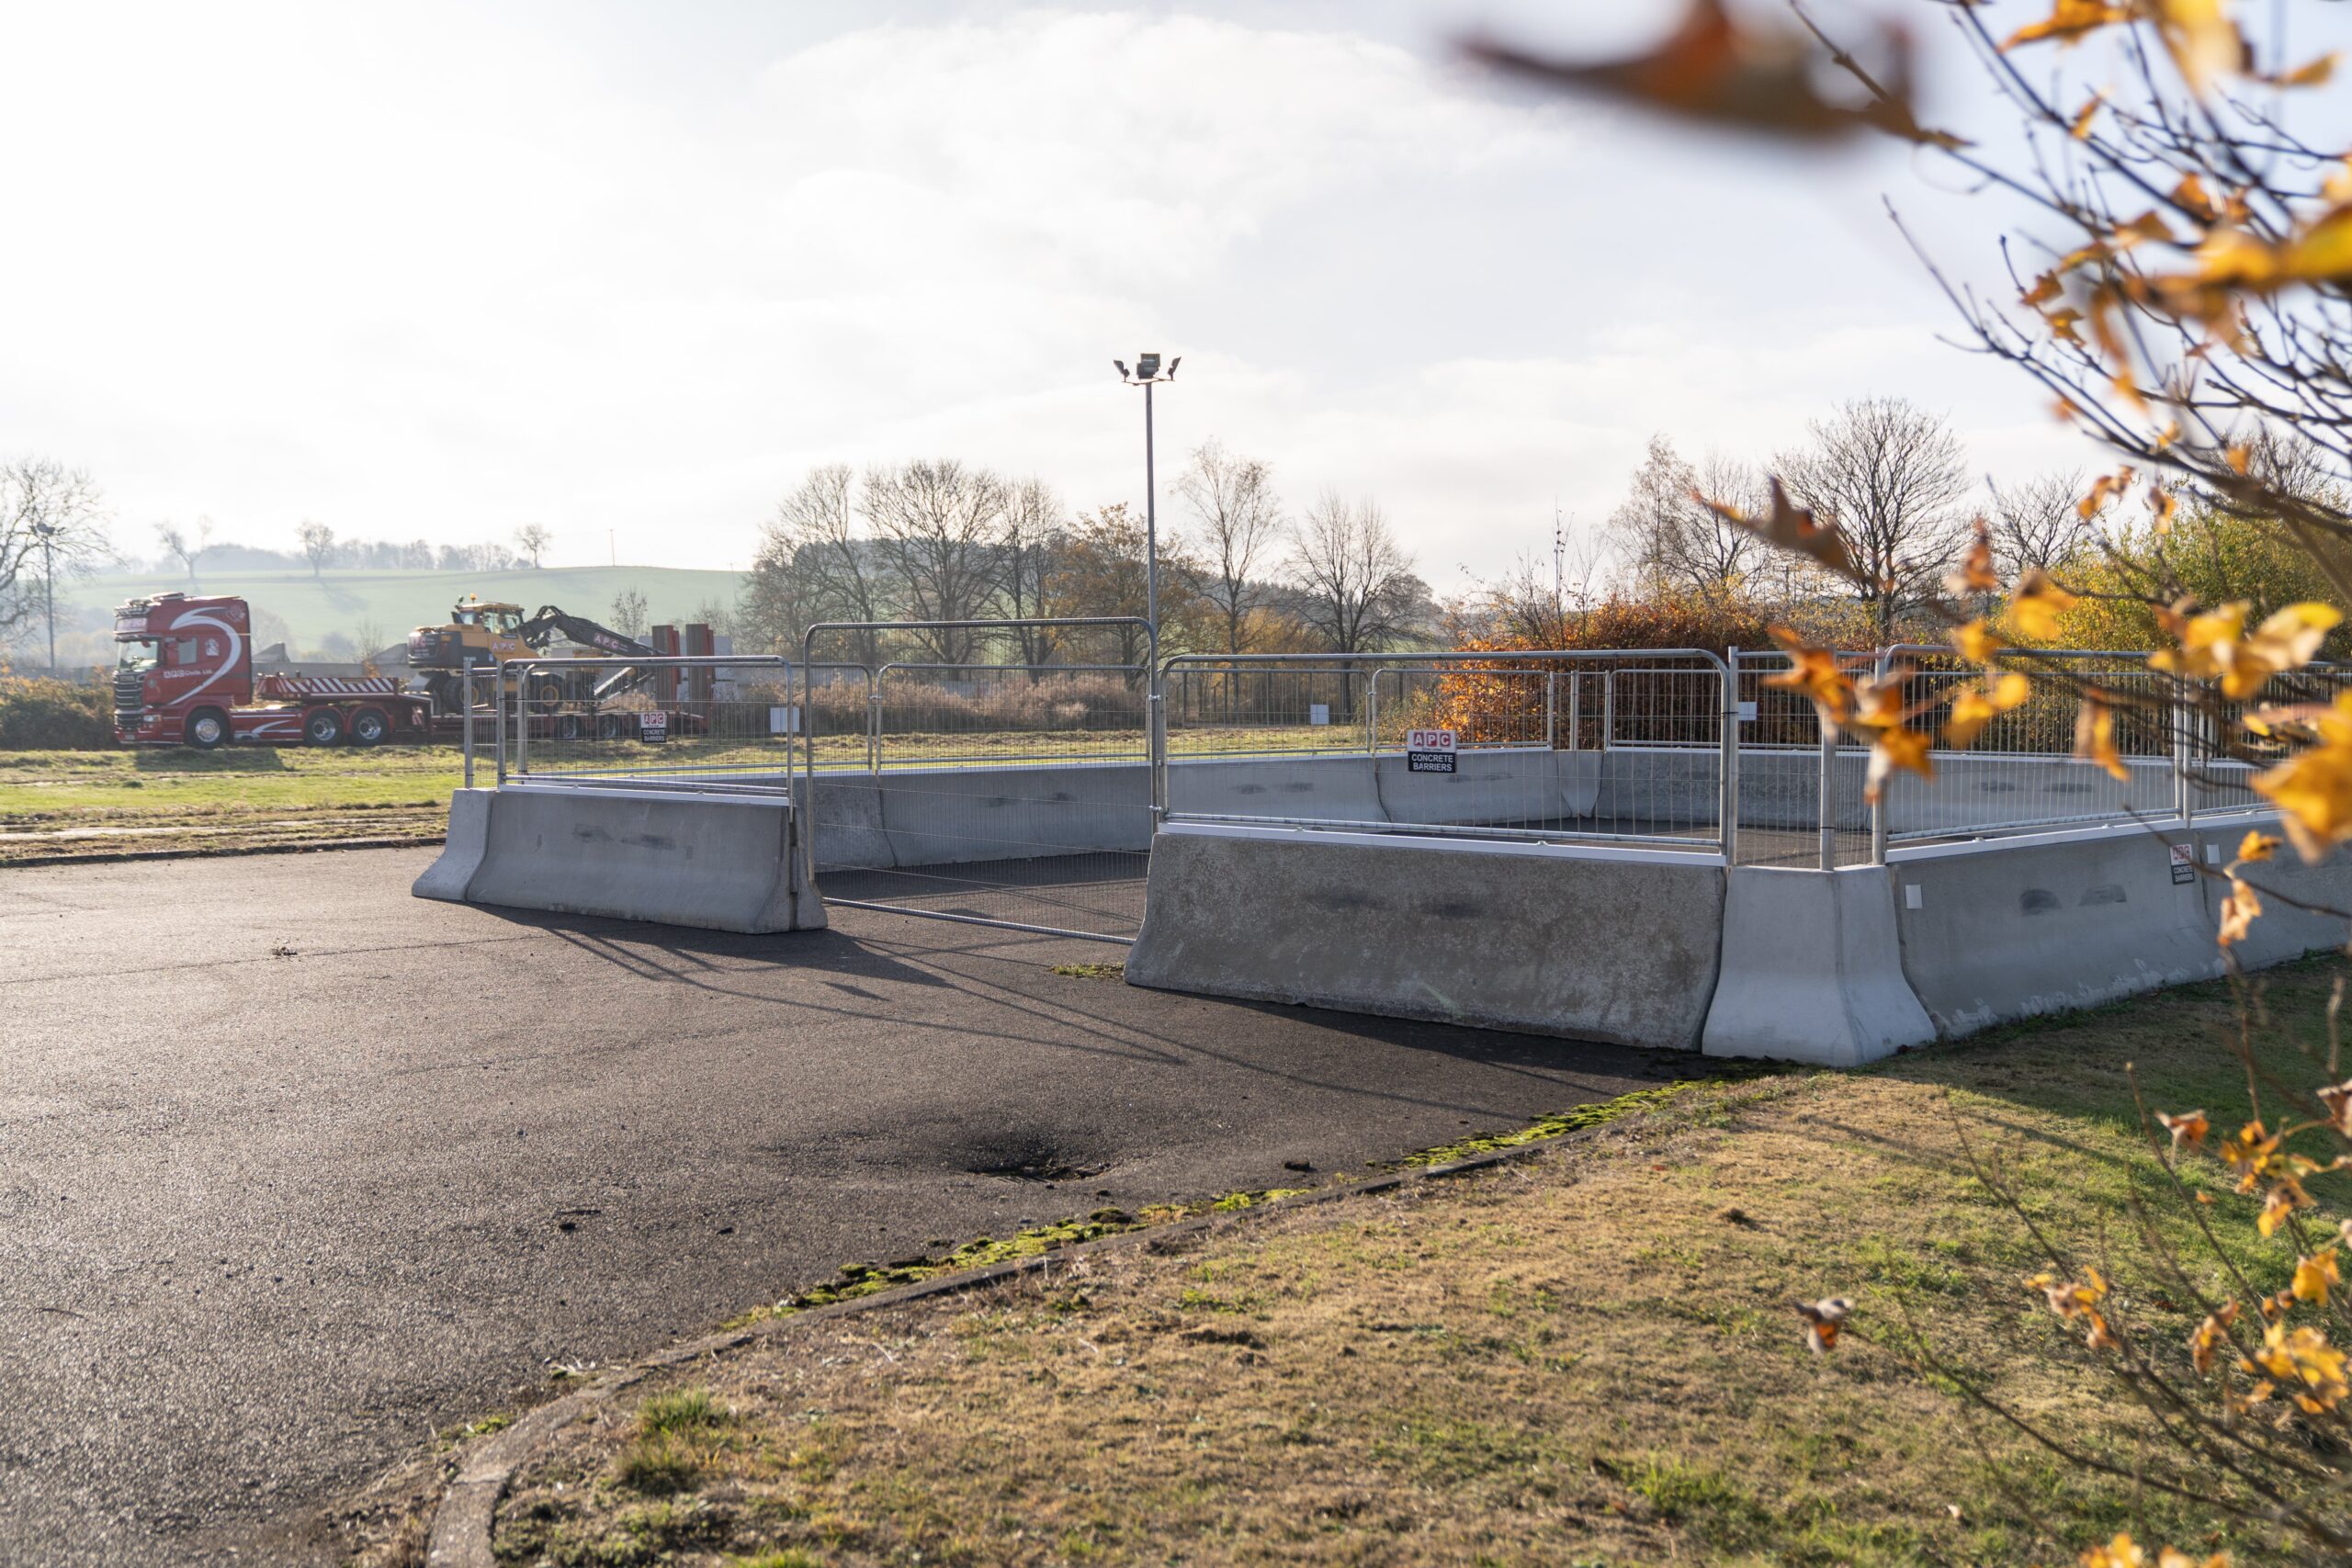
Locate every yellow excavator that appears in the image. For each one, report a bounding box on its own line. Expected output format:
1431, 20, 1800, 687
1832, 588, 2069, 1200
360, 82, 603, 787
405, 595, 662, 716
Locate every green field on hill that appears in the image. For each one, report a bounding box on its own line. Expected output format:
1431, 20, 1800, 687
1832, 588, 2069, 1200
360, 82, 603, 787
77, 564, 746, 653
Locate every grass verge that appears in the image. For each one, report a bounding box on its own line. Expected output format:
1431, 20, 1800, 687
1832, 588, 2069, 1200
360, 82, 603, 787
335, 958, 2352, 1567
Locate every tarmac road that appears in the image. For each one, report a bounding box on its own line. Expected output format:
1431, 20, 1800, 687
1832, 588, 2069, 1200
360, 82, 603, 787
2, 847, 1678, 1564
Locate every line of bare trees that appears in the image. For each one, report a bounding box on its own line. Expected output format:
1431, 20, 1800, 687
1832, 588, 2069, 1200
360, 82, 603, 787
737, 446, 1437, 666
1589, 395, 2097, 641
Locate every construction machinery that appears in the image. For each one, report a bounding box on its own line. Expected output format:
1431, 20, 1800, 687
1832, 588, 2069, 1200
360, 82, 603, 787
405, 595, 663, 718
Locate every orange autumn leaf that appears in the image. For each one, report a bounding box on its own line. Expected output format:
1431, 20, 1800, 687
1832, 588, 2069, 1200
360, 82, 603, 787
2010, 569, 2079, 641
1951, 618, 2005, 666
2245, 1321, 2350, 1413
2157, 1108, 2211, 1149
2217, 876, 2262, 945
2150, 601, 2341, 698
2254, 691, 2352, 860
2293, 1247, 2341, 1306
1944, 520, 2001, 596
2006, 0, 2132, 50
1947, 672, 2030, 749
2318, 1078, 2352, 1134
2261, 1176, 2315, 1236
2189, 1299, 2239, 1373
1463, 0, 1962, 146
2236, 830, 2279, 863
1794, 1295, 1851, 1355
1701, 477, 1854, 577
2075, 691, 2131, 781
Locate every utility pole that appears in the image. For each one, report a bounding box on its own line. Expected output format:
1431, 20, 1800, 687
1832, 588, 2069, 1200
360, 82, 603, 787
32, 521, 57, 674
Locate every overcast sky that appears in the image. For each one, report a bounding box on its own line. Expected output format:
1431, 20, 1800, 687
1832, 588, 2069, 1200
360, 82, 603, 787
0, 1, 2228, 587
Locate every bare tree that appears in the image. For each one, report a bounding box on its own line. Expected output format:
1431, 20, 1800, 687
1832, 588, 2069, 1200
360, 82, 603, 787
1175, 441, 1283, 653
1, 458, 109, 656
1047, 502, 1199, 668
514, 523, 554, 568
741, 464, 892, 667
1286, 492, 1428, 654
860, 458, 1006, 663
296, 519, 336, 581
996, 476, 1067, 669
1778, 398, 1971, 639
1610, 435, 1769, 597
608, 587, 649, 639
1986, 471, 2092, 579
154, 516, 212, 585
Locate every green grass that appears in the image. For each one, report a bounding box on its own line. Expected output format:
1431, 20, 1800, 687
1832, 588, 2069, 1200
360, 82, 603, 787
425, 960, 2352, 1568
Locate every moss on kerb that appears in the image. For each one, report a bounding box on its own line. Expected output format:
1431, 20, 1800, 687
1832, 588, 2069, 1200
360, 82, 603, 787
726, 1077, 1750, 1330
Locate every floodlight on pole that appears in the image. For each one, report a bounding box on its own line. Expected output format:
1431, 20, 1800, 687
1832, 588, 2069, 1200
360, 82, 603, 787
1114, 352, 1180, 644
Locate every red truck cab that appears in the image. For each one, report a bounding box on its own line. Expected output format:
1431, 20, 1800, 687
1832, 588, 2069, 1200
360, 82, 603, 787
113, 592, 435, 748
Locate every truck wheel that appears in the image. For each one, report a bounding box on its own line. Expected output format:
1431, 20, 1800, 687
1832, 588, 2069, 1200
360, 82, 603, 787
349, 708, 390, 747
556, 714, 582, 741
187, 708, 229, 750
596, 713, 624, 739
304, 709, 345, 746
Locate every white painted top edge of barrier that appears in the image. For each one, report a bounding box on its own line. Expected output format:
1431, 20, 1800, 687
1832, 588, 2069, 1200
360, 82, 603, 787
1157, 819, 1726, 867
498, 781, 795, 810
1885, 808, 2278, 863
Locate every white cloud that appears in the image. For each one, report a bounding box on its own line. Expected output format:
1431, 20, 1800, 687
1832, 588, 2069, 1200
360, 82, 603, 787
0, 3, 2125, 590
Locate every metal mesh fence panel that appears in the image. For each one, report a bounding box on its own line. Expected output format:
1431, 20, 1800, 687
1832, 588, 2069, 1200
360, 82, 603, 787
799, 619, 1158, 942
1161, 650, 1734, 853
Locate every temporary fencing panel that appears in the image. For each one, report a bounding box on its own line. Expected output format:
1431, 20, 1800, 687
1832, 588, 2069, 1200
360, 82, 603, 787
797, 618, 1159, 942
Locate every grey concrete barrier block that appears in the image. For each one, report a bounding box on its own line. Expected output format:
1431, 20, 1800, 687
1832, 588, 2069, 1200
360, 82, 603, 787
1893, 829, 2223, 1037
809, 776, 894, 872
2190, 820, 2352, 970
411, 788, 494, 903
1126, 826, 1725, 1051
458, 785, 824, 933
1702, 866, 1934, 1066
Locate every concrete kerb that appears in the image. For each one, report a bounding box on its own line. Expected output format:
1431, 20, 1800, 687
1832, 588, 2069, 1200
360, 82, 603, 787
1702, 865, 1935, 1066
418, 1133, 1630, 1568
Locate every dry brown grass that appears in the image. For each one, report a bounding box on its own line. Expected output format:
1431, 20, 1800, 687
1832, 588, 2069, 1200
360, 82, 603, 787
449, 962, 2352, 1567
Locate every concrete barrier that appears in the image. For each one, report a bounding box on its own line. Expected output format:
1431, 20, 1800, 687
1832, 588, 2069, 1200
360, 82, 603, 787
1167, 753, 1388, 827
1125, 823, 1725, 1050
412, 787, 493, 901
2185, 818, 2352, 969
1891, 827, 2222, 1036
1702, 866, 1934, 1066
417, 784, 826, 933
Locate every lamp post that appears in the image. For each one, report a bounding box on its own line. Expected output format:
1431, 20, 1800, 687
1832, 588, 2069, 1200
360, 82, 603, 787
1112, 352, 1180, 644
30, 521, 57, 674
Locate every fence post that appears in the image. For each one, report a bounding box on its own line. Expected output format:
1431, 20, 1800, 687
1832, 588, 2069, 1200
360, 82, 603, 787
1544, 671, 1556, 750
1365, 668, 1380, 755
1718, 659, 1740, 865
1869, 649, 1890, 865
1601, 670, 1615, 752
2173, 676, 2194, 829
1566, 671, 1580, 751
493, 661, 507, 785
1148, 648, 1168, 827
514, 664, 529, 778
867, 673, 882, 773
461, 664, 475, 789
1817, 704, 1837, 873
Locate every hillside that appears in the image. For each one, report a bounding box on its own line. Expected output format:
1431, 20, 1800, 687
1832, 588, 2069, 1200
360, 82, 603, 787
48, 565, 745, 664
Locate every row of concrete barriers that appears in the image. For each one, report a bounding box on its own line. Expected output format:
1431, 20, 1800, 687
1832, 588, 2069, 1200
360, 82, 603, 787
1122, 815, 2345, 1066
413, 779, 2341, 1066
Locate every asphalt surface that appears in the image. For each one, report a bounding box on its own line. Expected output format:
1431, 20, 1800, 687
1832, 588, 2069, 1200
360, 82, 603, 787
3, 848, 1680, 1565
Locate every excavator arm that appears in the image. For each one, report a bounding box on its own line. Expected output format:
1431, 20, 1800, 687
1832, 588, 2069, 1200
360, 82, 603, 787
515, 607, 665, 701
